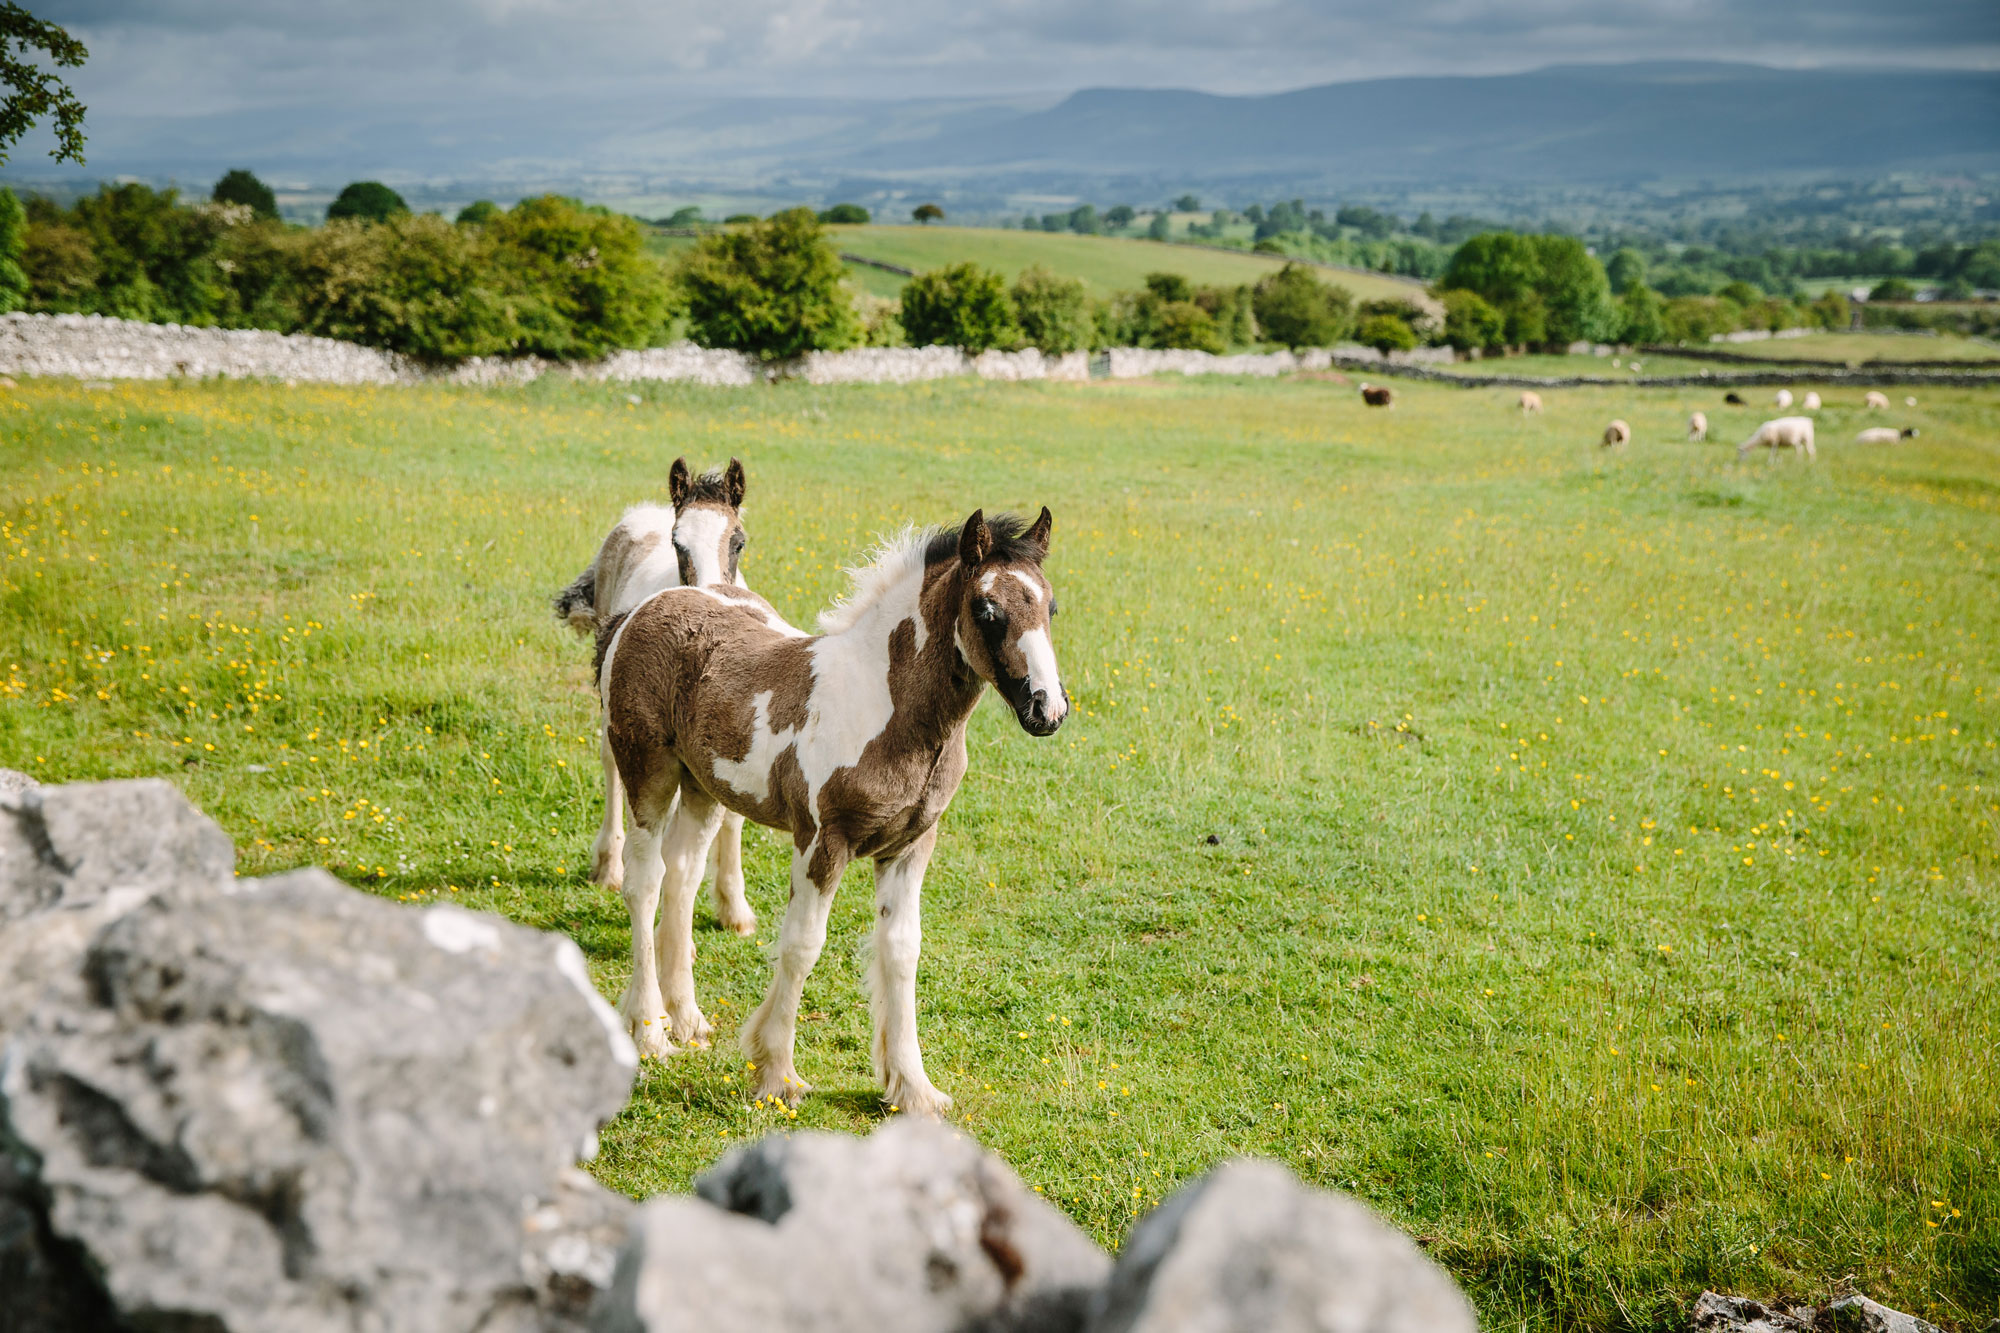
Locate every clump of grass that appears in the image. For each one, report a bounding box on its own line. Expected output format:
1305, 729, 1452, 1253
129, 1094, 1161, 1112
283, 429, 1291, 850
2, 374, 1994, 1329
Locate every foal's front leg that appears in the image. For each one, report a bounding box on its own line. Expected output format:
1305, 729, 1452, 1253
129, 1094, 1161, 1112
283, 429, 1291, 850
652, 783, 726, 1046
741, 840, 845, 1107
590, 728, 625, 889
869, 826, 950, 1118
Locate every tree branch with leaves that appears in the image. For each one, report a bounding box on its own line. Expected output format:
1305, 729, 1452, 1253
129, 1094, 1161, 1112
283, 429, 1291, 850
1, 3, 87, 166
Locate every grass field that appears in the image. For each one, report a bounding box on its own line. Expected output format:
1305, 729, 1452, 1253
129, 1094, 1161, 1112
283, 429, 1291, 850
1685, 332, 2000, 366
3, 374, 1995, 1330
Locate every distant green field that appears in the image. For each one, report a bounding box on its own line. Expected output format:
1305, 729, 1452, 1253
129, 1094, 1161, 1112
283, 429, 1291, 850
1691, 331, 2000, 366
828, 225, 1429, 305
6, 374, 1995, 1330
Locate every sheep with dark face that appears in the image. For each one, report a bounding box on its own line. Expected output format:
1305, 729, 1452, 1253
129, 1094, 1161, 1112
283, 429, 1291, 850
1360, 383, 1394, 407
1855, 427, 1918, 445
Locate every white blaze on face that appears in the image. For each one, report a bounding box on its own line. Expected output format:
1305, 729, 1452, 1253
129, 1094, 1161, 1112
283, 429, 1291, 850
672, 507, 731, 587
1015, 627, 1065, 721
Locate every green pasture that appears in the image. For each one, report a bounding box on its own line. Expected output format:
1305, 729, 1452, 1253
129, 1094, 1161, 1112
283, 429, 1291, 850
1687, 332, 2000, 366
2, 374, 1995, 1330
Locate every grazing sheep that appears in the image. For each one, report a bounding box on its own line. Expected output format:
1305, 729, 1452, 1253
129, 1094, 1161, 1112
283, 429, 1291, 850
1602, 419, 1631, 448
1905, 395, 1918, 407
1774, 389, 1794, 409
1802, 391, 1822, 411
1360, 383, 1394, 407
1737, 415, 1816, 462
1629, 360, 1644, 373
1864, 391, 1890, 409
1725, 391, 1747, 405
1855, 427, 1918, 445
1688, 411, 1708, 442
1519, 391, 1544, 413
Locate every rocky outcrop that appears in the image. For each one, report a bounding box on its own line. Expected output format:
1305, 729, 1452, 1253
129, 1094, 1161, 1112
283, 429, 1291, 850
0, 779, 636, 1333
1691, 1290, 1949, 1333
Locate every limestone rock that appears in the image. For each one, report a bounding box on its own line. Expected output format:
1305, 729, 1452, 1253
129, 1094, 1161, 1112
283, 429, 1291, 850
1692, 1291, 1816, 1332
1826, 1294, 1945, 1333
2, 863, 636, 1332
594, 1119, 1109, 1333
1085, 1159, 1475, 1333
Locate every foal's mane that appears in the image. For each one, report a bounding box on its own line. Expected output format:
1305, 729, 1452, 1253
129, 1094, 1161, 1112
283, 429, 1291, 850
680, 467, 740, 507
816, 513, 1035, 636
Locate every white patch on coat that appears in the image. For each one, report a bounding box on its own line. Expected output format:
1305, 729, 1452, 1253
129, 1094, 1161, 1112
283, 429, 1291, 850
602, 504, 682, 619
422, 904, 501, 954
554, 936, 639, 1068
1010, 571, 1042, 602
979, 572, 997, 593
1016, 627, 1066, 720
672, 506, 732, 589
693, 585, 807, 637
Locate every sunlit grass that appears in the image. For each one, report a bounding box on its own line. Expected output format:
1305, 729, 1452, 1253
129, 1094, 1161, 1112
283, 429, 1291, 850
2, 373, 1995, 1330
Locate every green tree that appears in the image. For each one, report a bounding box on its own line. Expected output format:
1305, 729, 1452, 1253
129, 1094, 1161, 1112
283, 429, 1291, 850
1, 3, 87, 165
1356, 313, 1417, 353
912, 203, 944, 225
662, 205, 702, 227
1068, 204, 1099, 235
455, 200, 501, 226
292, 214, 518, 362
1615, 282, 1668, 345
677, 206, 859, 359
1604, 247, 1647, 293
818, 203, 869, 224
1251, 263, 1352, 348
327, 181, 409, 223
1173, 194, 1200, 212
21, 212, 95, 308
1869, 277, 1916, 302
1143, 301, 1224, 352
1441, 232, 1543, 316
1718, 280, 1763, 307
1144, 272, 1193, 305
1103, 205, 1135, 230
1809, 290, 1852, 331
1527, 234, 1615, 346
1010, 265, 1090, 355
1438, 288, 1503, 353
487, 195, 670, 359
212, 169, 278, 221
899, 262, 1020, 352
0, 185, 24, 309
1146, 213, 1171, 242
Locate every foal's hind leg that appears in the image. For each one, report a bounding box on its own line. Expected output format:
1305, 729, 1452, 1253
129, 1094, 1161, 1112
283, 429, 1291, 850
616, 793, 676, 1061
868, 825, 950, 1118
742, 839, 846, 1107
651, 782, 726, 1047
707, 812, 756, 936
590, 728, 625, 890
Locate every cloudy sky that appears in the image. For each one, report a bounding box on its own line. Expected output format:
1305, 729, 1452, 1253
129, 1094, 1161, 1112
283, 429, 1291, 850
35, 0, 2000, 119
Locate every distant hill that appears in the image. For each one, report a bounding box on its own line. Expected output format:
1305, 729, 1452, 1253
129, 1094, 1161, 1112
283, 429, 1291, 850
6, 62, 1992, 199
857, 63, 2000, 183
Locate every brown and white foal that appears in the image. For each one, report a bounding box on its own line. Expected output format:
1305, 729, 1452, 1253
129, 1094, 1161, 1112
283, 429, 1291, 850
598, 509, 1068, 1116
554, 457, 762, 936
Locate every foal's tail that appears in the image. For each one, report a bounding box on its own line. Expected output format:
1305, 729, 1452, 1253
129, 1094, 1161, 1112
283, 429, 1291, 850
552, 565, 597, 635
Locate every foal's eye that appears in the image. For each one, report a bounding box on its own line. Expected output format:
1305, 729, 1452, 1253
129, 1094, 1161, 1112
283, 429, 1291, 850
731, 532, 747, 551
973, 599, 1001, 622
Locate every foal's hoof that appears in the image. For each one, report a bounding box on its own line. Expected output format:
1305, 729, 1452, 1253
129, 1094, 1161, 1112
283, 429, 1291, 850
591, 857, 623, 891
715, 907, 757, 938
627, 1016, 679, 1062
752, 1069, 811, 1108
669, 1006, 714, 1048
884, 1075, 953, 1120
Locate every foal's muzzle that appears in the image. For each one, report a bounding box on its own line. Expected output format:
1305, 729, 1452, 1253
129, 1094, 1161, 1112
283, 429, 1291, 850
1017, 685, 1068, 737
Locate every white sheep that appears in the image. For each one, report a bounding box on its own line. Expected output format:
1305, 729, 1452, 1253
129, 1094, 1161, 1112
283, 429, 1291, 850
1738, 415, 1816, 462
1864, 391, 1889, 409
1519, 391, 1543, 413
1774, 389, 1794, 409
1905, 395, 1918, 407
1802, 391, 1821, 411
1688, 411, 1708, 442
1855, 427, 1918, 445
1602, 419, 1631, 448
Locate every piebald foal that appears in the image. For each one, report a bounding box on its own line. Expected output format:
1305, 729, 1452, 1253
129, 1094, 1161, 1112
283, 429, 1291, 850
598, 509, 1068, 1116
554, 457, 761, 936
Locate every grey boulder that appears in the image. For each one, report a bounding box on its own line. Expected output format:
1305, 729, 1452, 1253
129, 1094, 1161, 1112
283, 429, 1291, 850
594, 1118, 1110, 1333
2, 860, 638, 1332
1085, 1159, 1476, 1333
1826, 1294, 1945, 1333
1693, 1291, 1816, 1332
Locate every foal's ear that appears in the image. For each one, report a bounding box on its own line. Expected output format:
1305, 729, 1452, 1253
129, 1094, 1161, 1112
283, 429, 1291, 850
959, 509, 992, 566
725, 458, 747, 509
668, 457, 691, 508
1022, 506, 1052, 558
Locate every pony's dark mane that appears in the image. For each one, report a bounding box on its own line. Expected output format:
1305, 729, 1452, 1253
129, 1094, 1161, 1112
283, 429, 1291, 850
681, 468, 738, 507
921, 512, 1042, 566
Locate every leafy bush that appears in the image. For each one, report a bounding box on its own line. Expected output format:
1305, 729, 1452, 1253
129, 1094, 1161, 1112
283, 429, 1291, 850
1356, 313, 1417, 353
1438, 288, 1503, 352
455, 200, 500, 226
1067, 205, 1098, 235
899, 262, 1020, 352
1146, 214, 1170, 241
1010, 265, 1090, 355
326, 182, 409, 223
291, 215, 516, 362
1144, 272, 1193, 305
677, 206, 858, 359
1869, 277, 1916, 302
212, 170, 279, 222
1615, 282, 1667, 345
662, 206, 702, 227
0, 187, 24, 310
912, 203, 944, 225
723, 214, 759, 225
1103, 205, 1135, 230
818, 203, 869, 224
485, 195, 670, 359
1252, 263, 1353, 348
1809, 290, 1851, 330
1143, 301, 1224, 353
